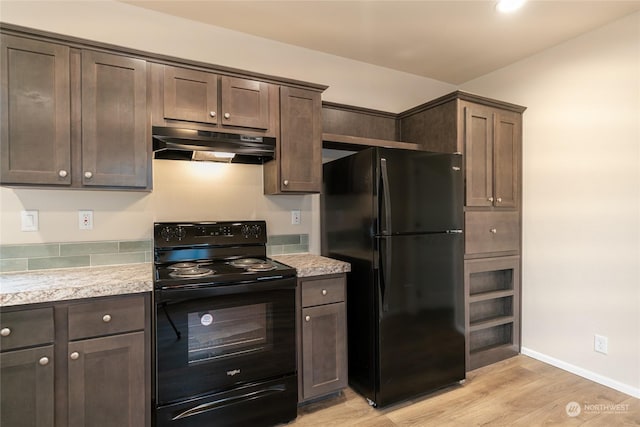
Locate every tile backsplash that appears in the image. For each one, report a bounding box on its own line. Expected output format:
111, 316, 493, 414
0, 234, 309, 273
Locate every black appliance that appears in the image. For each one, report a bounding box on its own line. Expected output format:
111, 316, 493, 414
152, 220, 297, 427
152, 126, 276, 164
321, 147, 465, 408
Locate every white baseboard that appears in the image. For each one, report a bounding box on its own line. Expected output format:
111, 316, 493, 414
521, 347, 640, 399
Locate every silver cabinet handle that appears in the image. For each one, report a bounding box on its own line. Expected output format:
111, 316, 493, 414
488, 197, 494, 202
102, 314, 112, 323
0, 328, 11, 337
39, 357, 49, 366
209, 111, 216, 118
223, 113, 231, 119
321, 289, 327, 296
497, 197, 502, 203
305, 315, 311, 322
84, 171, 93, 179
452, 166, 461, 171
283, 180, 289, 186
490, 228, 497, 234
58, 170, 68, 178
70, 352, 79, 360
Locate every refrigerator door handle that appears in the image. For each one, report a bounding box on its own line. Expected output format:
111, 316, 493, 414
380, 158, 392, 234
379, 237, 392, 313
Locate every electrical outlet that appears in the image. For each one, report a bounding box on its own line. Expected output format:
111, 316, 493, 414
594, 334, 608, 354
78, 210, 93, 230
291, 210, 301, 225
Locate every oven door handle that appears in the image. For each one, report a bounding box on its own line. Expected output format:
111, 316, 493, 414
171, 385, 287, 420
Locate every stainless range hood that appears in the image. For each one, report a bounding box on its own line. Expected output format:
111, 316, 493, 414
152, 127, 276, 164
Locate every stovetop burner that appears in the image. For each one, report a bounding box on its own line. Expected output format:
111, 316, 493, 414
168, 267, 215, 278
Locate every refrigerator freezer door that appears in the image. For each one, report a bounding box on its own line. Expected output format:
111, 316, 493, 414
375, 232, 465, 407
377, 149, 463, 235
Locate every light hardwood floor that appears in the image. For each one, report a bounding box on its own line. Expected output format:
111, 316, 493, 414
291, 355, 639, 426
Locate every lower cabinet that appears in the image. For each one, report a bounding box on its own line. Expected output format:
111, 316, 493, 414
297, 274, 347, 402
464, 256, 520, 370
0, 293, 150, 427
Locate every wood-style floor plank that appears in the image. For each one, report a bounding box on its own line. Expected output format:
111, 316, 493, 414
291, 355, 639, 426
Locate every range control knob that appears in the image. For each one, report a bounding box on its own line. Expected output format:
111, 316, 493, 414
250, 225, 261, 238
175, 226, 187, 240
240, 225, 252, 239
160, 227, 174, 242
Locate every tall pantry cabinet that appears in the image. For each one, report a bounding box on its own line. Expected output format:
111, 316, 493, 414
399, 91, 526, 371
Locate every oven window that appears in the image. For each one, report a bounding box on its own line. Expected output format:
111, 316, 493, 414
187, 303, 271, 363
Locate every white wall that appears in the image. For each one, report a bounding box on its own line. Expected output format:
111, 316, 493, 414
0, 0, 455, 251
462, 12, 640, 396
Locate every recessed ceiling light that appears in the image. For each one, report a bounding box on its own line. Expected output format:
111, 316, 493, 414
496, 0, 526, 13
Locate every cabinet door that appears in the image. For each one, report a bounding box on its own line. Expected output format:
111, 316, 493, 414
279, 86, 322, 193
81, 50, 149, 188
301, 302, 347, 400
464, 104, 494, 207
493, 110, 520, 208
0, 346, 54, 427
0, 35, 71, 185
163, 66, 218, 124
220, 76, 269, 130
68, 332, 145, 427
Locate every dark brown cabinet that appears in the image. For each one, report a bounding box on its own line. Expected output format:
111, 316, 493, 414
264, 86, 322, 194
0, 307, 55, 427
81, 51, 149, 188
0, 35, 71, 186
0, 32, 151, 189
158, 64, 274, 132
464, 104, 520, 208
464, 256, 520, 370
0, 294, 150, 427
297, 274, 347, 402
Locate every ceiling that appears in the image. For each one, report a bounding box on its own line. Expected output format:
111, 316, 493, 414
121, 1, 640, 84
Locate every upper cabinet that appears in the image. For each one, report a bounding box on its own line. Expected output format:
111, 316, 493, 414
0, 33, 151, 190
464, 104, 521, 208
81, 50, 149, 188
0, 35, 72, 186
264, 86, 322, 194
154, 64, 277, 135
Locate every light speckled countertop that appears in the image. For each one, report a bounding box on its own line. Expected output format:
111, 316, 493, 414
0, 255, 349, 307
272, 254, 350, 277
0, 263, 153, 307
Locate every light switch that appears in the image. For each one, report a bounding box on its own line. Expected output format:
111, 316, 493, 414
291, 210, 301, 225
21, 210, 39, 232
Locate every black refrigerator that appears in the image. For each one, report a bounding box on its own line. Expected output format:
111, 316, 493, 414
321, 147, 465, 408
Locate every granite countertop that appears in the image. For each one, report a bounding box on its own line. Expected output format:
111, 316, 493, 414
0, 263, 153, 307
272, 254, 350, 278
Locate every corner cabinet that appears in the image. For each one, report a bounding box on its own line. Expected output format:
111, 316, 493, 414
0, 293, 151, 427
297, 274, 348, 402
0, 32, 151, 189
399, 91, 525, 371
264, 87, 322, 194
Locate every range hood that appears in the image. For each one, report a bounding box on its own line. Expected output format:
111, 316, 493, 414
152, 127, 275, 164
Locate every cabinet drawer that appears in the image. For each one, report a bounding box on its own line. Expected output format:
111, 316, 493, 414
0, 307, 54, 351
301, 277, 345, 307
68, 295, 145, 340
465, 211, 520, 255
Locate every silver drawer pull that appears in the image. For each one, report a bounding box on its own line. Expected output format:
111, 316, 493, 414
209, 111, 216, 118
0, 328, 11, 337
58, 169, 68, 178
305, 315, 311, 322
70, 352, 80, 360
490, 228, 497, 234
321, 289, 327, 296
39, 357, 49, 366
84, 171, 93, 179
224, 113, 231, 119
102, 314, 112, 323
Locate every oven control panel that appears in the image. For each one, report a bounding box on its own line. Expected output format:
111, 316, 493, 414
154, 221, 267, 247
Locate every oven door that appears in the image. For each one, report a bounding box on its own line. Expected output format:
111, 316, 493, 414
154, 277, 296, 405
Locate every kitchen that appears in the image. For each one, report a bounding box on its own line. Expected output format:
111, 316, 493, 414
1, 0, 639, 426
